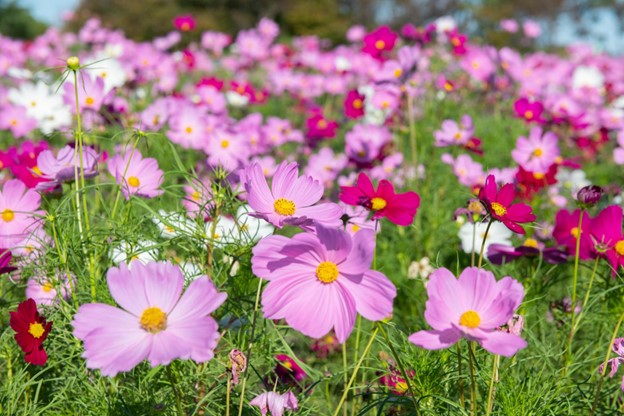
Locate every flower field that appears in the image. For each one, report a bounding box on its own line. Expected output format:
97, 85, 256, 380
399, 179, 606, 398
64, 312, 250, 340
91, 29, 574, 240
1, 15, 624, 415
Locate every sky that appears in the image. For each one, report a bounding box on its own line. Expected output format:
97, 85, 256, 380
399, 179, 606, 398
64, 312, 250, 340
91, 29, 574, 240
13, 0, 623, 55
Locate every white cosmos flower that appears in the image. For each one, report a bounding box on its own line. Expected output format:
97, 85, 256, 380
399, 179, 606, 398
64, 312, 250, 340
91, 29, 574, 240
111, 240, 159, 268
211, 205, 274, 246
154, 210, 199, 239
8, 81, 71, 134
572, 65, 604, 91
86, 54, 127, 92
458, 222, 512, 257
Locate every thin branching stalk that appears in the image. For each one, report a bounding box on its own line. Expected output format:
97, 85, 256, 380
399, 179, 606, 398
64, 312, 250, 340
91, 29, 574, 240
332, 327, 379, 416
166, 366, 185, 415
468, 341, 477, 416
590, 307, 624, 416
477, 219, 493, 268
342, 342, 348, 416
485, 354, 500, 416
457, 343, 465, 407
573, 256, 601, 333
565, 210, 585, 368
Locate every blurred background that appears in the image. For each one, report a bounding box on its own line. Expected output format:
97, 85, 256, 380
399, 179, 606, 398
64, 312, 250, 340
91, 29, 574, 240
1, 0, 622, 54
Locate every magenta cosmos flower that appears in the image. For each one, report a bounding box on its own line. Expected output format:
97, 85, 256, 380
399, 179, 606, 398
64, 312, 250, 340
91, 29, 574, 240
72, 261, 226, 377
479, 174, 536, 234
252, 224, 396, 343
340, 172, 420, 226
243, 161, 343, 229
107, 150, 164, 200
409, 267, 527, 357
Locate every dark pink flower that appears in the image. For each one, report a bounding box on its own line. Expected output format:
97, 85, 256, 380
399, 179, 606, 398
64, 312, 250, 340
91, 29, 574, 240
173, 15, 196, 32
478, 174, 536, 234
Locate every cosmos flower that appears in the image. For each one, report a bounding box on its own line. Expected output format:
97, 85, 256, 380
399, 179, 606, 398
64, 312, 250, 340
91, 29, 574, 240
513, 97, 544, 124
250, 391, 298, 416
107, 149, 164, 200
598, 338, 624, 391
0, 248, 16, 275
457, 221, 513, 258
0, 179, 45, 248
552, 209, 592, 260
478, 174, 536, 234
588, 205, 624, 274
26, 273, 75, 308
408, 267, 527, 357
72, 261, 227, 377
173, 15, 196, 32
35, 145, 99, 190
252, 224, 396, 343
339, 172, 420, 226
511, 127, 559, 174
344, 89, 365, 119
243, 161, 343, 229
9, 298, 52, 365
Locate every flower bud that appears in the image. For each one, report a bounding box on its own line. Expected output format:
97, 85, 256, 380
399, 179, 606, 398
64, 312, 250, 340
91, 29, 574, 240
576, 185, 603, 208
228, 349, 247, 386
66, 56, 80, 71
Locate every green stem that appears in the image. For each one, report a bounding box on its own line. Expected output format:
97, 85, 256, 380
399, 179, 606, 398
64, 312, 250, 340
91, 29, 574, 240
377, 323, 421, 414
407, 94, 417, 168
166, 366, 185, 416
477, 220, 493, 268
237, 277, 264, 416
332, 327, 379, 416
468, 341, 477, 416
457, 343, 465, 408
590, 307, 624, 416
573, 256, 601, 334
342, 343, 348, 416
565, 210, 585, 368
485, 354, 500, 416
110, 132, 142, 221
225, 374, 231, 416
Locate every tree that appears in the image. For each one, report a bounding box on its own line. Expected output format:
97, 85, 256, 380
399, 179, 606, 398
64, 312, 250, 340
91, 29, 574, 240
0, 0, 47, 39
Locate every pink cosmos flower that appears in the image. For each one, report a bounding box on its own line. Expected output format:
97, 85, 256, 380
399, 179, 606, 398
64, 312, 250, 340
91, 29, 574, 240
409, 267, 527, 357
243, 161, 343, 229
250, 391, 298, 416
598, 338, 624, 391
511, 127, 560, 174
252, 224, 396, 343
434, 115, 474, 147
0, 105, 37, 138
523, 20, 541, 38
26, 273, 75, 308
0, 179, 44, 248
441, 153, 485, 188
63, 75, 111, 114
305, 111, 339, 144
72, 261, 226, 377
500, 19, 519, 33
479, 174, 536, 234
35, 145, 99, 190
344, 89, 365, 119
107, 150, 164, 200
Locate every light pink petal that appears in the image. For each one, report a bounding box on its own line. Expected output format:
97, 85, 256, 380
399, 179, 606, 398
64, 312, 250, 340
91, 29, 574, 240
338, 228, 375, 276
246, 163, 275, 213
295, 203, 343, 225
72, 303, 137, 339
106, 263, 149, 316
141, 262, 184, 313
314, 223, 352, 264
339, 270, 395, 322
426, 268, 465, 316
168, 277, 227, 323
286, 175, 323, 207
477, 330, 527, 357
457, 267, 499, 313
408, 328, 461, 350
271, 161, 299, 198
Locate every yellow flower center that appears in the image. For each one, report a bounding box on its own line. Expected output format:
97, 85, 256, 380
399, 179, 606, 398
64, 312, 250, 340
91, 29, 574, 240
371, 197, 387, 211
273, 198, 296, 216
282, 361, 293, 369
32, 166, 42, 176
394, 381, 408, 393
616, 240, 624, 257
352, 99, 363, 109
10, 119, 17, 126
570, 227, 580, 239
1, 209, 15, 222
454, 132, 462, 140
28, 322, 45, 338
393, 68, 402, 78
490, 202, 507, 216
191, 191, 201, 201
533, 148, 543, 157
459, 310, 481, 328
451, 37, 461, 47
140, 307, 167, 333
524, 110, 534, 119
533, 172, 545, 180
471, 61, 479, 69
325, 335, 335, 343
375, 40, 385, 50
444, 81, 453, 91
85, 97, 95, 106
152, 116, 160, 126
185, 126, 193, 134
42, 282, 53, 292
523, 238, 538, 248
180, 22, 190, 31
316, 261, 339, 284
351, 224, 360, 232
127, 176, 140, 187
317, 119, 328, 129
221, 139, 230, 149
